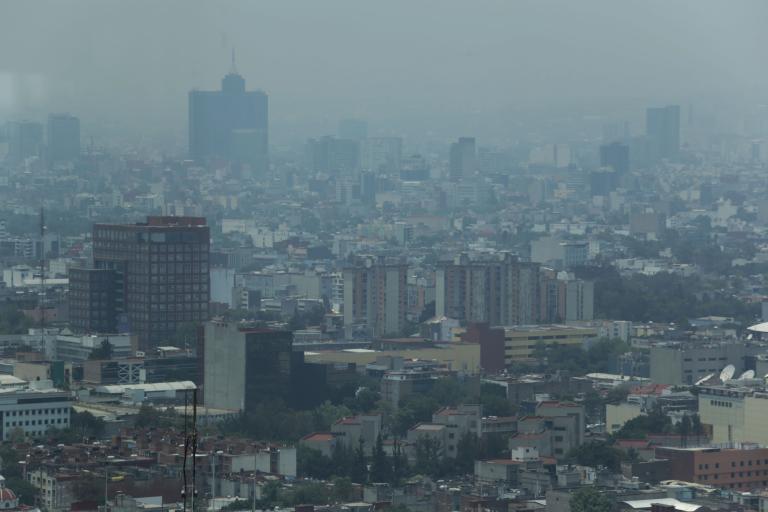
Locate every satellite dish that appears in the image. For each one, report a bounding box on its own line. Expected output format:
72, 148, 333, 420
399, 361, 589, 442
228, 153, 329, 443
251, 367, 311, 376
739, 370, 755, 380
720, 365, 736, 382
695, 373, 714, 386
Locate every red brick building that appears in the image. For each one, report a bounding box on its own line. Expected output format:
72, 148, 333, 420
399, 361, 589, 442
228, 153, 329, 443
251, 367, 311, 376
655, 446, 768, 491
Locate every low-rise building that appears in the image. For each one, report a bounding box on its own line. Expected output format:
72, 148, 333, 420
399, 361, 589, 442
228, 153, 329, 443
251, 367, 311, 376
655, 445, 768, 491
479, 325, 597, 367
331, 414, 382, 455
650, 342, 760, 385
0, 385, 72, 440
699, 385, 768, 445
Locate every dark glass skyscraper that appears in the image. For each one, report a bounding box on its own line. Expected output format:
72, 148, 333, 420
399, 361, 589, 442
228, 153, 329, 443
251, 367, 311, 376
6, 121, 43, 163
188, 65, 268, 172
599, 141, 630, 173
646, 105, 680, 162
47, 113, 80, 165
449, 137, 476, 181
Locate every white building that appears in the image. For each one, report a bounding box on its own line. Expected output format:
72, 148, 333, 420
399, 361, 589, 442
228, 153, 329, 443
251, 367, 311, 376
54, 333, 135, 362
0, 386, 72, 440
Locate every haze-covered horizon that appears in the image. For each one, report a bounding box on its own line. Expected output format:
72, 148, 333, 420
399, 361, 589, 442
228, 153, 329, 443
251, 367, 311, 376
1, 0, 767, 150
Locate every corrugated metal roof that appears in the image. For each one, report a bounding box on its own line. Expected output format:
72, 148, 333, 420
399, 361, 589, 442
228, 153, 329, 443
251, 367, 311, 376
97, 381, 196, 394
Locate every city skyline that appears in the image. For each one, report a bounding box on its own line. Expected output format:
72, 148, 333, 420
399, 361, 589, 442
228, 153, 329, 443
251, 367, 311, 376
1, 1, 768, 148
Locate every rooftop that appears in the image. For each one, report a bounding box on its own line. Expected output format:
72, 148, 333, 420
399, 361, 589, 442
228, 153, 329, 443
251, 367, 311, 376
621, 498, 701, 511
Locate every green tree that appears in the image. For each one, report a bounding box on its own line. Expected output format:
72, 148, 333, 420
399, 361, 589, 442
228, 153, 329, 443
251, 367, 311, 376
0, 304, 33, 334
570, 487, 613, 512
297, 445, 333, 479
369, 435, 392, 483
333, 477, 354, 502
352, 439, 368, 484
480, 384, 514, 416
413, 437, 442, 477
220, 499, 250, 511
391, 437, 409, 484
10, 479, 39, 506
616, 407, 672, 439
292, 482, 331, 506
331, 442, 354, 478
567, 441, 623, 472
71, 411, 106, 440
454, 432, 479, 475
393, 395, 439, 436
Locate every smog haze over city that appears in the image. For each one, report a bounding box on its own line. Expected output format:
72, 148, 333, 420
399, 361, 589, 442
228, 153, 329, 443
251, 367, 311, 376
2, 1, 768, 148
2, 2, 768, 512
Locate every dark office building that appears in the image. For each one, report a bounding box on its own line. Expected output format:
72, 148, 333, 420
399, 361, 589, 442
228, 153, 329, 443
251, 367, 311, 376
589, 169, 619, 197
306, 136, 360, 174
203, 321, 303, 411
203, 320, 356, 410
359, 170, 376, 205
69, 216, 210, 350
68, 267, 118, 334
188, 67, 268, 172
646, 105, 680, 162
449, 137, 476, 181
7, 121, 43, 163
47, 113, 80, 165
599, 141, 630, 173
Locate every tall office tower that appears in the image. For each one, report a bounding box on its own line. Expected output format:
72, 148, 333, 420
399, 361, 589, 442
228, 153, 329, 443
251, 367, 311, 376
46, 113, 80, 165
69, 216, 210, 350
646, 105, 680, 162
599, 141, 630, 173
338, 118, 368, 141
306, 136, 360, 175
449, 137, 476, 181
538, 269, 595, 323
359, 170, 376, 205
6, 121, 43, 163
188, 60, 268, 172
435, 252, 540, 326
343, 255, 407, 338
361, 137, 403, 174
203, 320, 301, 411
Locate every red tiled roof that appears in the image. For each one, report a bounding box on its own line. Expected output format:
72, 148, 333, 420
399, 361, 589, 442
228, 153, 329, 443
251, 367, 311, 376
301, 432, 335, 442
630, 384, 670, 396
334, 416, 362, 426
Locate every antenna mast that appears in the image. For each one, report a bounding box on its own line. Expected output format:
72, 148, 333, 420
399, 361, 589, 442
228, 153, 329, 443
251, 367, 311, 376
39, 207, 46, 349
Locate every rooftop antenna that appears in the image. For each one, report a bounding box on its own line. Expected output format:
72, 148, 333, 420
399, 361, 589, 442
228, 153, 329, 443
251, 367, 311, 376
230, 48, 237, 74
39, 207, 46, 350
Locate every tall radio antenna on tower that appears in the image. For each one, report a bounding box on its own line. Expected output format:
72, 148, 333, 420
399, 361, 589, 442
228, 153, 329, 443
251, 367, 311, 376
39, 207, 46, 349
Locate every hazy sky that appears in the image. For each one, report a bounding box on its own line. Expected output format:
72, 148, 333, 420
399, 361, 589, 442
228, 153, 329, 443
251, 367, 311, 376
1, 0, 767, 149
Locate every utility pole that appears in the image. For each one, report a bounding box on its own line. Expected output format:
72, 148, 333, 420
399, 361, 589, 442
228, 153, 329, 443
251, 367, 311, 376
104, 456, 114, 512
251, 477, 256, 512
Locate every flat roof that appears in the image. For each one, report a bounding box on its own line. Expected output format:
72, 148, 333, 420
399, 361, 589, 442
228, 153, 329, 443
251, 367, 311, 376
96, 381, 196, 394
621, 498, 701, 511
